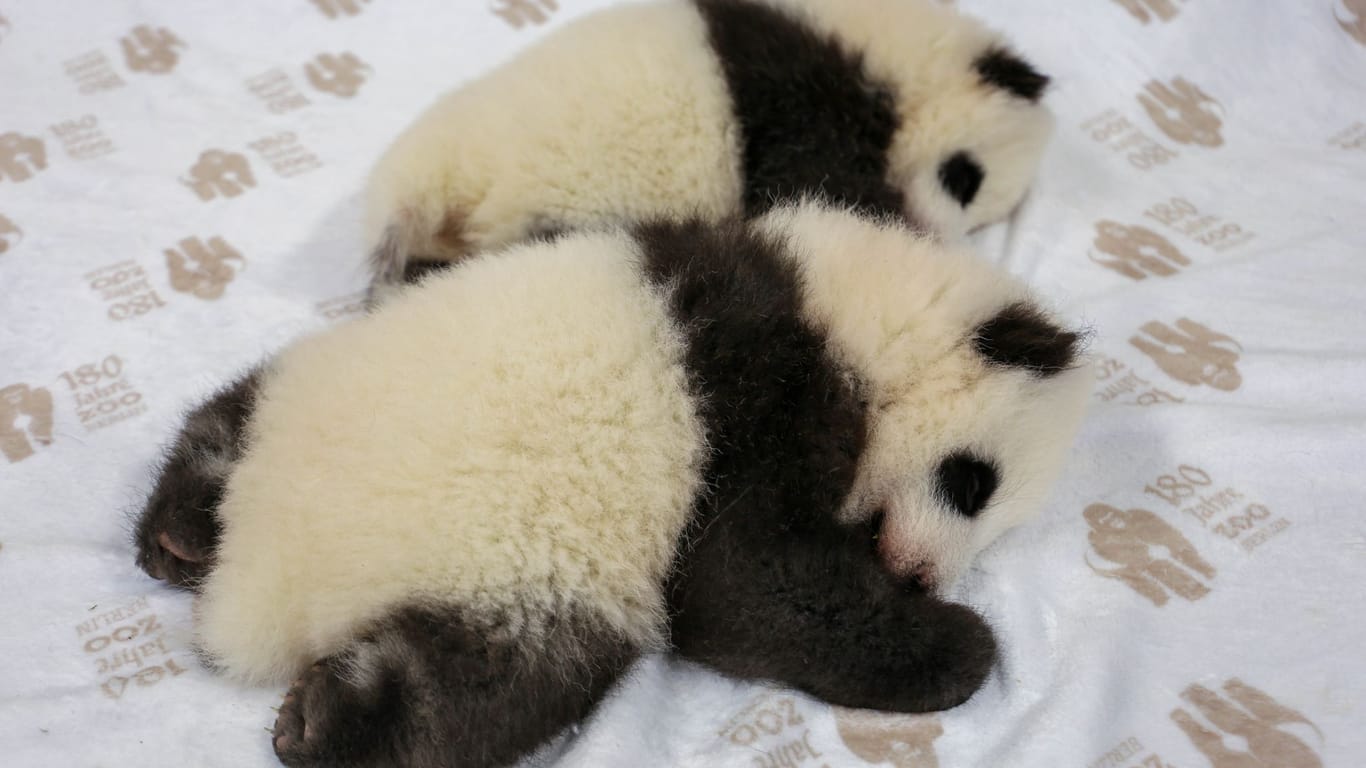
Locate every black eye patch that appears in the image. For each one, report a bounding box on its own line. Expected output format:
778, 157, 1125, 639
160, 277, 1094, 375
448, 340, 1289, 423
938, 152, 984, 208
936, 452, 999, 518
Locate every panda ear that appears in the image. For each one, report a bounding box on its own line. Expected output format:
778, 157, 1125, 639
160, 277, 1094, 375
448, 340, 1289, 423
973, 302, 1079, 377
973, 47, 1050, 103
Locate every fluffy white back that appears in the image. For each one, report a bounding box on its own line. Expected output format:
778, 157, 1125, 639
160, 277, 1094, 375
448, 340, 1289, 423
196, 234, 707, 684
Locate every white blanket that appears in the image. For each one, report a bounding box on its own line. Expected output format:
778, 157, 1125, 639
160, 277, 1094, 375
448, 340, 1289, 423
2, 1, 1364, 766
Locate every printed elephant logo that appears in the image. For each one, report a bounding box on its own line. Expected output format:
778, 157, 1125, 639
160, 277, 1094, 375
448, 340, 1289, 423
834, 709, 942, 768
1339, 0, 1366, 46
0, 214, 21, 255
1172, 679, 1323, 767
181, 150, 256, 201
1, 383, 55, 464
305, 52, 370, 98
0, 132, 48, 183
120, 26, 185, 74
1083, 503, 1215, 607
164, 236, 245, 300
1130, 318, 1243, 392
1138, 77, 1223, 148
310, 0, 369, 18
1091, 220, 1189, 280
1112, 0, 1181, 24
491, 0, 559, 29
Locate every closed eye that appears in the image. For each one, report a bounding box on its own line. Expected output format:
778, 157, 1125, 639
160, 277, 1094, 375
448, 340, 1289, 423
938, 152, 984, 208
936, 452, 999, 518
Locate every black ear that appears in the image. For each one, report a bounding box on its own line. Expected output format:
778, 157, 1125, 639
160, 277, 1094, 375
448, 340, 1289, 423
936, 452, 999, 518
973, 47, 1049, 102
938, 151, 984, 208
974, 302, 1078, 377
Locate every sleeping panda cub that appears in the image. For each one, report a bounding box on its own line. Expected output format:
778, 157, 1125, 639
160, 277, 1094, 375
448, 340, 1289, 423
366, 0, 1055, 299
134, 203, 1089, 767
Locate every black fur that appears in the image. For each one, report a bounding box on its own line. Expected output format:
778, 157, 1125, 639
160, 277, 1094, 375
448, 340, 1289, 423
938, 152, 985, 208
637, 218, 997, 713
273, 603, 636, 768
973, 47, 1049, 102
401, 258, 452, 285
694, 0, 907, 220
133, 369, 262, 588
936, 453, 999, 518
974, 302, 1078, 377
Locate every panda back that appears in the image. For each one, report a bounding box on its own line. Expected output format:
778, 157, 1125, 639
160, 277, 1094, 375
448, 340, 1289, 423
195, 233, 708, 684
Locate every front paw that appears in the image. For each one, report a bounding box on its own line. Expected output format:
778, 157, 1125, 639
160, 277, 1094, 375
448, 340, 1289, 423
132, 471, 222, 588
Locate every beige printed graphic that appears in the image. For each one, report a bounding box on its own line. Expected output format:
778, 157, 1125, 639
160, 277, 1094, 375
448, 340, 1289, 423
1080, 110, 1178, 170
182, 149, 257, 201
1328, 121, 1366, 150
1142, 464, 1290, 553
1, 383, 55, 464
248, 132, 323, 177
64, 51, 128, 94
85, 260, 169, 322
0, 13, 9, 42
0, 213, 21, 255
718, 692, 829, 767
1338, 0, 1366, 45
1142, 197, 1256, 253
835, 709, 942, 768
75, 597, 188, 700
1171, 679, 1323, 767
50, 115, 116, 160
1084, 502, 1215, 607
120, 25, 185, 74
1091, 220, 1189, 280
0, 131, 48, 182
1112, 0, 1181, 24
1094, 356, 1184, 407
316, 291, 368, 320
60, 355, 149, 432
1087, 736, 1174, 768
305, 52, 370, 98
246, 69, 312, 113
311, 0, 370, 19
1138, 77, 1223, 148
165, 236, 246, 300
1130, 318, 1242, 392
491, 0, 559, 29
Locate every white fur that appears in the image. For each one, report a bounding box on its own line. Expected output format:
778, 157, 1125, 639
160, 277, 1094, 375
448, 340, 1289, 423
760, 203, 1090, 588
363, 0, 1052, 276
364, 1, 740, 262
197, 233, 708, 684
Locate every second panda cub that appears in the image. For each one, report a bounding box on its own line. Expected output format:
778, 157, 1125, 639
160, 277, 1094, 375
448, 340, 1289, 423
135, 203, 1090, 767
366, 0, 1055, 298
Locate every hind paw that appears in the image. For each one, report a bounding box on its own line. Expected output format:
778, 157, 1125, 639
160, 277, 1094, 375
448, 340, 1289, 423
272, 657, 400, 768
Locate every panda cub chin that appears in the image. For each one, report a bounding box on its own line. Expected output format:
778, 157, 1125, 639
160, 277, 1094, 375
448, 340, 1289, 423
365, 0, 1055, 302
133, 203, 1090, 768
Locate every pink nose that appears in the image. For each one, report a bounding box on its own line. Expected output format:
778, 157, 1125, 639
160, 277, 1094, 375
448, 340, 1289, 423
904, 561, 937, 592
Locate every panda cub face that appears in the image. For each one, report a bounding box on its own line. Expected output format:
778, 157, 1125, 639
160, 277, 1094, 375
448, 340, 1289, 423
762, 205, 1090, 591
791, 0, 1055, 239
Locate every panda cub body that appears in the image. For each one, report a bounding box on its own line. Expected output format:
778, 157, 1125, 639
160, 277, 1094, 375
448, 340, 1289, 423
136, 204, 1089, 768
366, 0, 1054, 297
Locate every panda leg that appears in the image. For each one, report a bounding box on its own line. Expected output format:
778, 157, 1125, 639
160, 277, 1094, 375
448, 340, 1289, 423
132, 368, 262, 589
272, 602, 638, 768
668, 519, 998, 713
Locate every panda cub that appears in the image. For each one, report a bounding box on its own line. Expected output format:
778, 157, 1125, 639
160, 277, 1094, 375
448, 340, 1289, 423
366, 0, 1054, 299
134, 203, 1090, 768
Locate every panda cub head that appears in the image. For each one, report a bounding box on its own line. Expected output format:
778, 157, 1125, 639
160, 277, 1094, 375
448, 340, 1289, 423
792, 0, 1055, 238
762, 203, 1090, 591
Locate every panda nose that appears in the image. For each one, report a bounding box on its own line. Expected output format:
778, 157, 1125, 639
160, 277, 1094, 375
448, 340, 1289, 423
904, 561, 938, 592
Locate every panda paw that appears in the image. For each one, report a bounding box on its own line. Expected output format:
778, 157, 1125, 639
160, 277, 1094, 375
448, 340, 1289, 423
272, 655, 401, 768
132, 480, 221, 589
